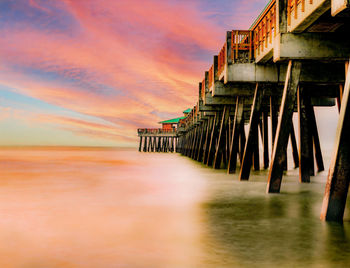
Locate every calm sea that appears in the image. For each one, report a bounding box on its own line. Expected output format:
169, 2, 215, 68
0, 147, 349, 268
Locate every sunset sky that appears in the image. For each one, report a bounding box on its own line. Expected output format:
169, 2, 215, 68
0, 0, 270, 146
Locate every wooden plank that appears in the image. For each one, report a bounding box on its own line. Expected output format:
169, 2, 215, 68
239, 84, 264, 180
321, 59, 350, 222
267, 60, 302, 193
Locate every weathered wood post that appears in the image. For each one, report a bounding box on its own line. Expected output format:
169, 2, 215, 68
262, 108, 269, 169
197, 119, 206, 161
203, 116, 214, 164
321, 60, 350, 222
147, 136, 151, 152
298, 86, 313, 183
239, 83, 264, 180
170, 137, 174, 152
307, 103, 324, 172
252, 120, 260, 171
191, 126, 199, 159
290, 122, 299, 168
228, 97, 244, 173
239, 123, 246, 165
207, 112, 220, 166
139, 136, 143, 152
157, 136, 161, 152
267, 60, 302, 193
214, 106, 230, 169
270, 96, 278, 151
143, 136, 148, 152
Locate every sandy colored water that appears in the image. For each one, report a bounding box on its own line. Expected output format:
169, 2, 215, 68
0, 147, 349, 268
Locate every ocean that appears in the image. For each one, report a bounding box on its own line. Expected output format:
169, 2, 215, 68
0, 147, 349, 267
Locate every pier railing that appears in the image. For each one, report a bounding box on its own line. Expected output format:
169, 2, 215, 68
137, 128, 177, 135
218, 43, 226, 77
287, 0, 324, 31
253, 1, 276, 60
217, 30, 253, 78
208, 65, 214, 89
231, 30, 253, 62
201, 78, 206, 101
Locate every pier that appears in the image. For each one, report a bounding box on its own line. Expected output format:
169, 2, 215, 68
137, 0, 350, 222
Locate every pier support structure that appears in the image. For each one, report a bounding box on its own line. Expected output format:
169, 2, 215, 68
321, 60, 350, 222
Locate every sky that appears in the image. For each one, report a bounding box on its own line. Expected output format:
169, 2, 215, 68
0, 0, 276, 147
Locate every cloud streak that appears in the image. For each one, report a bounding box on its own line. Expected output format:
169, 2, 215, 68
0, 0, 267, 146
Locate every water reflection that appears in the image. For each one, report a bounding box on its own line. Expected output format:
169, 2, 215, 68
0, 147, 349, 267
201, 168, 350, 267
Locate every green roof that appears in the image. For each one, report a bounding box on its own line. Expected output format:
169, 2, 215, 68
183, 108, 192, 114
158, 116, 186, 124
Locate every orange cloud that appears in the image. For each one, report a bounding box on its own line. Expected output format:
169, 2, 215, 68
0, 0, 261, 145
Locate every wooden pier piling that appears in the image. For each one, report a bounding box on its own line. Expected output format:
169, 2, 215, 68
321, 60, 350, 222
239, 84, 264, 181
267, 60, 301, 193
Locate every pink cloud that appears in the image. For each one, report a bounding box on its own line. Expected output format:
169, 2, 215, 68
0, 0, 259, 145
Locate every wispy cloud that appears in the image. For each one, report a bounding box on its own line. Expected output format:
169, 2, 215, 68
0, 0, 266, 146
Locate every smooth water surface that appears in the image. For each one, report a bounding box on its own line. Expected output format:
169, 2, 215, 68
0, 147, 349, 267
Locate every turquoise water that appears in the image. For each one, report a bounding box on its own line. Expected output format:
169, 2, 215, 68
0, 147, 349, 267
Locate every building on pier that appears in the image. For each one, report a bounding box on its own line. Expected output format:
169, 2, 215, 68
137, 113, 190, 153
159, 116, 185, 131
